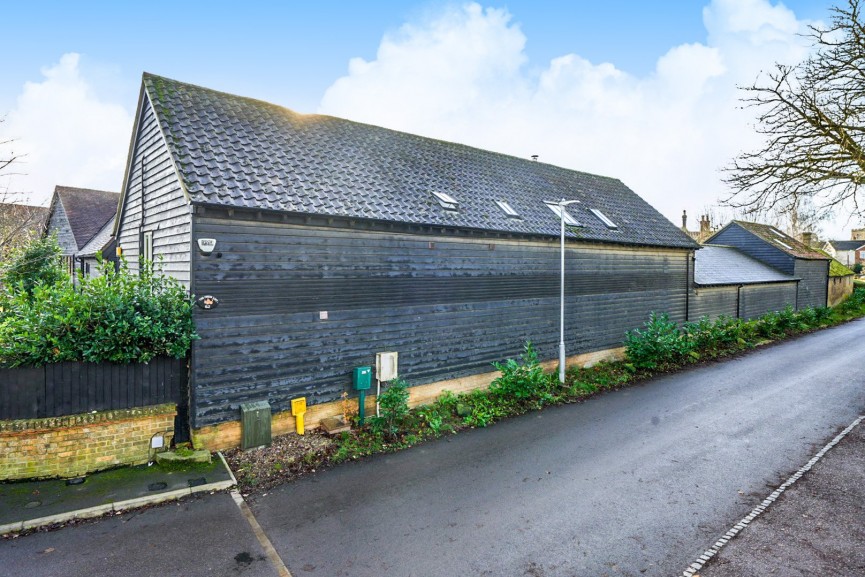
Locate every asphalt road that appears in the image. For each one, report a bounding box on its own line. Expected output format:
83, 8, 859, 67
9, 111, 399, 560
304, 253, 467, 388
4, 319, 865, 577
250, 319, 865, 577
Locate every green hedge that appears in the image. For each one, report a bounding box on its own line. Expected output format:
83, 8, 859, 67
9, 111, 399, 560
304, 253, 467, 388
0, 241, 197, 367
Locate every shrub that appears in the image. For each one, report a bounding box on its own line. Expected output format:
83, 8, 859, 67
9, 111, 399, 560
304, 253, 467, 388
371, 378, 410, 440
624, 312, 696, 370
490, 341, 554, 404
1, 235, 66, 295
0, 257, 197, 367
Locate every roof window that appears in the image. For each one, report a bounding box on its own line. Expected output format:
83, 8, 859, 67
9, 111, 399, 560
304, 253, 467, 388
432, 191, 459, 211
496, 200, 520, 219
545, 202, 581, 226
773, 238, 793, 250
589, 208, 618, 229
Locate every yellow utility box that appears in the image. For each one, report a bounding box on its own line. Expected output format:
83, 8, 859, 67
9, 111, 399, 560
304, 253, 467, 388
291, 397, 307, 435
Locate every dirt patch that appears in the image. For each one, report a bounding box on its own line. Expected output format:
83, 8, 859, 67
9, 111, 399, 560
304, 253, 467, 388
695, 420, 865, 576
223, 431, 335, 493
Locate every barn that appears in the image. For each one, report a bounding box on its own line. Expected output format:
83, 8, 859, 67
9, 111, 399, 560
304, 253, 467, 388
114, 74, 700, 449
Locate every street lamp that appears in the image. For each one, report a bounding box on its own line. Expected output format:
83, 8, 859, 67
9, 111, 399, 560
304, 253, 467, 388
548, 198, 580, 384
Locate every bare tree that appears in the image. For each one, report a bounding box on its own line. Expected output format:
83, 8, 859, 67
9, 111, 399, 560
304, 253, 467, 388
0, 116, 42, 260
724, 0, 865, 221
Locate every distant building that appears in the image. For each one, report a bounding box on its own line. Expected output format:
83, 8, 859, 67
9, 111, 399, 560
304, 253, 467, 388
680, 210, 715, 243
43, 185, 119, 280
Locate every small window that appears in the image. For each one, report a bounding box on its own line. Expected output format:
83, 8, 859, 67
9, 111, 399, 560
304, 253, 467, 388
143, 231, 154, 263
589, 208, 618, 229
431, 191, 459, 211
773, 238, 792, 250
496, 200, 520, 218
545, 202, 580, 226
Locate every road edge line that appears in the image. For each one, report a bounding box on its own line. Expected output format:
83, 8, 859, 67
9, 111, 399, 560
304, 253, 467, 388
680, 414, 865, 577
230, 489, 293, 577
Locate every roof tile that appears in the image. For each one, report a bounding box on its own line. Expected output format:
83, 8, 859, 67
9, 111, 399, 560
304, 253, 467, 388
143, 73, 697, 249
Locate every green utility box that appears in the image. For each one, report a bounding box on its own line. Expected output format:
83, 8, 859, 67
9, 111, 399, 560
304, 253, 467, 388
240, 400, 272, 450
353, 366, 372, 391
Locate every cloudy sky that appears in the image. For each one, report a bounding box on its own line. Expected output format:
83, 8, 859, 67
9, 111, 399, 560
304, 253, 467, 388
3, 0, 852, 237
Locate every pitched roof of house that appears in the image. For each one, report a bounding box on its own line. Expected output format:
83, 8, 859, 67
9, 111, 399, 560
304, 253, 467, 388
137, 73, 697, 250
49, 186, 119, 251
77, 218, 115, 257
707, 221, 828, 260
694, 245, 798, 285
826, 239, 865, 252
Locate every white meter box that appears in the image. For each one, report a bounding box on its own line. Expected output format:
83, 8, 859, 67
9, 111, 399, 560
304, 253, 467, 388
376, 352, 399, 381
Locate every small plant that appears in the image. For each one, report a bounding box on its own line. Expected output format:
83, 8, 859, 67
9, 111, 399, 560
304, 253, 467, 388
340, 391, 358, 423
490, 341, 554, 405
371, 378, 411, 440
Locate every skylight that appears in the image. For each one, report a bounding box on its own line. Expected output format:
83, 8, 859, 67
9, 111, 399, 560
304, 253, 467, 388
774, 239, 793, 250
590, 208, 618, 229
545, 202, 580, 226
496, 200, 520, 218
431, 191, 459, 211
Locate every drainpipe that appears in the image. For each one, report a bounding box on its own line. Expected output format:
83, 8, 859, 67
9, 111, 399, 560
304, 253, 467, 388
736, 285, 743, 319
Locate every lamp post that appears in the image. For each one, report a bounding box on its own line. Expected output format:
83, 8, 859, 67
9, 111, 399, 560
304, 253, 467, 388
553, 198, 579, 384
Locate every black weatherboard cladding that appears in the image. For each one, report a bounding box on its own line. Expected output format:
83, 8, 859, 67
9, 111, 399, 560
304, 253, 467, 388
794, 259, 829, 309
708, 224, 795, 275
191, 213, 690, 427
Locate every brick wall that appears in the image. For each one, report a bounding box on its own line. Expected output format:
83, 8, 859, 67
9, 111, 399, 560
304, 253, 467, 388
0, 404, 176, 481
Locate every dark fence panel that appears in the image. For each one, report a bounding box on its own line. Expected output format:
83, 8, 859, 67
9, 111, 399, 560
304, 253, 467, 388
0, 357, 187, 420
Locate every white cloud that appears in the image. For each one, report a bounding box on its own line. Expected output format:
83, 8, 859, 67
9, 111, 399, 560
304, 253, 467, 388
319, 1, 836, 234
2, 53, 133, 205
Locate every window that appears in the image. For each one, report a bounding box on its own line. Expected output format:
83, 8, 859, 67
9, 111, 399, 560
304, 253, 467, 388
495, 200, 520, 218
142, 231, 154, 263
545, 202, 580, 226
773, 238, 792, 250
589, 208, 618, 229
431, 191, 459, 211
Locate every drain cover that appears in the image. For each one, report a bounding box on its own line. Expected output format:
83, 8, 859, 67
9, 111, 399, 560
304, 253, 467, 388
65, 477, 86, 486
24, 501, 42, 509
147, 482, 168, 491
187, 477, 207, 488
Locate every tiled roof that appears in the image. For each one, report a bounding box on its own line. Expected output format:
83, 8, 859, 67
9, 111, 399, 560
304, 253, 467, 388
826, 240, 865, 252
55, 186, 119, 251
141, 73, 697, 249
77, 218, 114, 257
694, 245, 798, 285
725, 221, 828, 260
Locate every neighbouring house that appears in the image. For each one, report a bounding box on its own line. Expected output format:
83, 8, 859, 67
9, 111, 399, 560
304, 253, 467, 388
822, 239, 865, 269
704, 221, 830, 310
691, 245, 800, 320
43, 185, 120, 279
113, 73, 700, 448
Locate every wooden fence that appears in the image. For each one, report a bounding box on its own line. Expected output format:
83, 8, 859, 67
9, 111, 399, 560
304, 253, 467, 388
0, 356, 187, 420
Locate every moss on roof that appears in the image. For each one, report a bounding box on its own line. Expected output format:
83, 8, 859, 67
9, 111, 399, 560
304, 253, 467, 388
817, 249, 854, 277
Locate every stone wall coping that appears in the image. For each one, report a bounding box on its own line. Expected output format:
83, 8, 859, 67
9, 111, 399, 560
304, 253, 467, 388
0, 403, 177, 433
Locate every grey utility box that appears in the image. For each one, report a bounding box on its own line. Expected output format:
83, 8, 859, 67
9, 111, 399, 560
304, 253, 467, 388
240, 400, 272, 450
